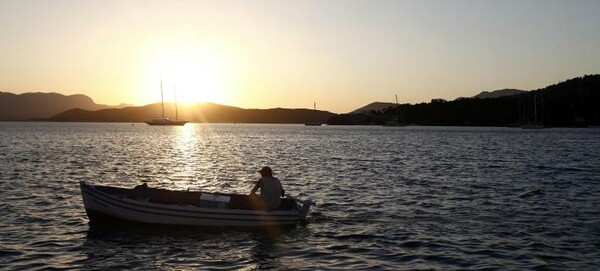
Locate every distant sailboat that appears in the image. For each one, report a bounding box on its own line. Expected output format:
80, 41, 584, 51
305, 102, 322, 126
146, 81, 188, 126
521, 93, 544, 129
383, 95, 406, 127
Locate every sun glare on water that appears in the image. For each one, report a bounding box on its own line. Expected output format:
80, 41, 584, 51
141, 46, 235, 105
171, 124, 203, 190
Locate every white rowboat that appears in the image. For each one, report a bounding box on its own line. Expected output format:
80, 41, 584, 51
80, 181, 315, 227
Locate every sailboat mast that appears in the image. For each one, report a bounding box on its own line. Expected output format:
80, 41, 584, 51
174, 84, 178, 121
533, 94, 537, 123
161, 80, 165, 119
395, 94, 399, 122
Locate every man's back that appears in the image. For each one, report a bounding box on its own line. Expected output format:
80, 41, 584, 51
259, 176, 282, 209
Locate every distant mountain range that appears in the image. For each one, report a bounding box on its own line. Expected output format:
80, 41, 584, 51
0, 92, 124, 120
352, 88, 527, 114
0, 91, 335, 123
47, 103, 336, 124
472, 89, 526, 99
331, 74, 600, 127
1, 75, 598, 126
350, 102, 396, 114
1, 86, 531, 122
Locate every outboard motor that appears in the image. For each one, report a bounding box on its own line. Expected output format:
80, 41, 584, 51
288, 197, 316, 221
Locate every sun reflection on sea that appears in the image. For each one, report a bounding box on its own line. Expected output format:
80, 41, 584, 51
169, 124, 206, 191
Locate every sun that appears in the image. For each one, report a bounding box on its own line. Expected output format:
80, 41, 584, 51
140, 46, 234, 105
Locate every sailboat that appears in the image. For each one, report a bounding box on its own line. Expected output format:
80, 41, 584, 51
521, 93, 544, 129
383, 95, 406, 127
146, 81, 189, 126
305, 102, 323, 126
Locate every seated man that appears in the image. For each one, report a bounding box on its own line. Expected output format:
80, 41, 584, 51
249, 166, 285, 210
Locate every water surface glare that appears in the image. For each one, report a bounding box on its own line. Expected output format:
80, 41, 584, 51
1, 123, 600, 270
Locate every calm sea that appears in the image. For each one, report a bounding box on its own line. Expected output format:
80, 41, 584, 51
1, 122, 599, 270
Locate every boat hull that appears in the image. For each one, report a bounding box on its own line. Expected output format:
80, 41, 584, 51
145, 120, 188, 126
521, 124, 544, 129
383, 122, 406, 127
80, 182, 310, 227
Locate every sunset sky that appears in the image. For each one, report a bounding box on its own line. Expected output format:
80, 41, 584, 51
1, 0, 599, 113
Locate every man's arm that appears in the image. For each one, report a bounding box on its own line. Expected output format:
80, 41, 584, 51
250, 179, 262, 195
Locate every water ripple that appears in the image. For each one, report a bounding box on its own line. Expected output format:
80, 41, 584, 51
1, 123, 600, 270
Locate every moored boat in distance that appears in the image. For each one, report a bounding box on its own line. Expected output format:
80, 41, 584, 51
79, 181, 315, 227
521, 93, 545, 129
382, 121, 406, 127
383, 94, 406, 127
304, 101, 323, 126
146, 81, 189, 126
521, 123, 545, 129
145, 118, 188, 126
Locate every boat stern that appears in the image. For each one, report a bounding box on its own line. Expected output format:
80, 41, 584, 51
288, 197, 316, 221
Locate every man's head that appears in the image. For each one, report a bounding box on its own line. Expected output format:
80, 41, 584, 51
258, 166, 273, 177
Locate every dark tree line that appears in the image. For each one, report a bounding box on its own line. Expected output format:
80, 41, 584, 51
328, 75, 600, 127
